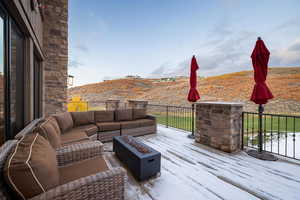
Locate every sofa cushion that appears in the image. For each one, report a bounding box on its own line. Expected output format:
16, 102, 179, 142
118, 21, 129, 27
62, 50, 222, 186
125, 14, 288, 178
71, 111, 95, 127
53, 112, 74, 132
73, 124, 98, 137
138, 119, 156, 127
95, 110, 114, 122
96, 122, 120, 132
48, 117, 61, 135
120, 121, 140, 129
61, 129, 89, 145
115, 109, 133, 121
37, 118, 61, 148
59, 156, 108, 185
4, 133, 59, 199
133, 109, 147, 120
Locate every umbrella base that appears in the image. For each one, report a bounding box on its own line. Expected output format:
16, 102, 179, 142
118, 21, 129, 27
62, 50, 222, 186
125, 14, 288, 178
246, 149, 278, 161
187, 134, 195, 139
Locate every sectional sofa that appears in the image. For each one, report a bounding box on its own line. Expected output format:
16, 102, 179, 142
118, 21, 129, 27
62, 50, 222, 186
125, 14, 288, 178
0, 108, 156, 199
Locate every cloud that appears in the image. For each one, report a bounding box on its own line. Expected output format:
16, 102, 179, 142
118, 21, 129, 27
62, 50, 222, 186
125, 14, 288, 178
75, 44, 89, 52
274, 18, 300, 31
68, 59, 83, 68
269, 39, 300, 66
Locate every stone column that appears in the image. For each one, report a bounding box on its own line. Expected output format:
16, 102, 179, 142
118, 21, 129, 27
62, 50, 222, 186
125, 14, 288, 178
43, 0, 68, 115
195, 102, 243, 153
127, 100, 148, 109
105, 100, 120, 110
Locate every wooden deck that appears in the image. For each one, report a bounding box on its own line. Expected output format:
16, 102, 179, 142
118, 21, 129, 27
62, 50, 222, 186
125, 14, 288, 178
104, 125, 300, 200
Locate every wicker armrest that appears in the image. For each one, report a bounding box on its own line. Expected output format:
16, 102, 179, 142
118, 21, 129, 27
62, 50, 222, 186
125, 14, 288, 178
30, 167, 126, 200
56, 141, 104, 166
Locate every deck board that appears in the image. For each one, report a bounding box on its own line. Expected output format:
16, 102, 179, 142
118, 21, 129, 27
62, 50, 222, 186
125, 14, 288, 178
104, 125, 300, 200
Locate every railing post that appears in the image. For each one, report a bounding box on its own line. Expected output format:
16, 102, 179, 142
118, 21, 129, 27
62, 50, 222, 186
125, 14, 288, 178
166, 106, 169, 128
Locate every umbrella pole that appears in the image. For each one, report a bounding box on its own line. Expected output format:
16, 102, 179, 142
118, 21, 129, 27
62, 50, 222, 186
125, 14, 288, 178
246, 104, 278, 161
188, 103, 195, 139
258, 104, 264, 153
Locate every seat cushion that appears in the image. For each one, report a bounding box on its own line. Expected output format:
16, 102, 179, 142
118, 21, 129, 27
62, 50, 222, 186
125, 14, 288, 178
53, 112, 74, 133
120, 121, 140, 129
95, 110, 114, 122
71, 111, 95, 127
73, 124, 98, 137
137, 119, 156, 127
61, 129, 89, 145
37, 118, 61, 148
96, 122, 120, 132
4, 133, 59, 199
115, 109, 133, 121
133, 109, 147, 120
59, 156, 108, 185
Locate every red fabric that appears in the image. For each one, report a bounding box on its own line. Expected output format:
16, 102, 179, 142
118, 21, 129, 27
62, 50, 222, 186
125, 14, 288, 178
187, 56, 200, 102
250, 39, 274, 104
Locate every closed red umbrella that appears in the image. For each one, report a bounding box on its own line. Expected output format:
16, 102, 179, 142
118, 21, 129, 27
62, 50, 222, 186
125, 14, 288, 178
248, 38, 276, 160
250, 37, 273, 104
187, 56, 200, 102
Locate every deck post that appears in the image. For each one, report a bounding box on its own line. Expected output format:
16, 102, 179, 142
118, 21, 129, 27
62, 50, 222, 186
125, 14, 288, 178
195, 102, 244, 153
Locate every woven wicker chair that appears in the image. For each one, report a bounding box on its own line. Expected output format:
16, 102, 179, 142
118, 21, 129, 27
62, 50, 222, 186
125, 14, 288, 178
0, 140, 126, 200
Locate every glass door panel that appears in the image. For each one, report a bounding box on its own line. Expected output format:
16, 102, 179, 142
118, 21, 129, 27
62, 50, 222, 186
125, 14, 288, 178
10, 23, 24, 135
0, 15, 4, 144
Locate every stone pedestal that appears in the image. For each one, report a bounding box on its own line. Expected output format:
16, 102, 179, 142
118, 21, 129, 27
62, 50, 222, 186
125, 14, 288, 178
128, 100, 148, 109
105, 100, 120, 110
195, 102, 243, 153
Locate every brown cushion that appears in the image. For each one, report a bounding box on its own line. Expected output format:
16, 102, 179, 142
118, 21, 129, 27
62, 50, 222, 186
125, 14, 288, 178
61, 129, 89, 145
71, 111, 95, 127
94, 110, 114, 122
53, 112, 74, 132
120, 121, 140, 129
4, 133, 59, 199
115, 109, 133, 121
73, 124, 98, 137
133, 109, 147, 120
96, 122, 120, 132
137, 119, 156, 127
37, 118, 61, 148
59, 156, 108, 185
48, 117, 61, 135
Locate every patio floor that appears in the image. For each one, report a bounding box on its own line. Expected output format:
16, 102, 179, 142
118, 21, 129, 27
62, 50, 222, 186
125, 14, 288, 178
104, 125, 300, 200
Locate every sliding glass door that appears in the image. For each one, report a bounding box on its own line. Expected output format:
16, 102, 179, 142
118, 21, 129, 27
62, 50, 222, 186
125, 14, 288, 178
0, 13, 4, 144
10, 22, 24, 135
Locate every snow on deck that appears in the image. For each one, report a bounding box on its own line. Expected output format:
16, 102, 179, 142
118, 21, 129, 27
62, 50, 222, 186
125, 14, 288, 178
105, 125, 300, 200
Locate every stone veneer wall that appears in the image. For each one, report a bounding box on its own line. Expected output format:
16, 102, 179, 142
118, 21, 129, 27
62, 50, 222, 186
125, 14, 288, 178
195, 102, 243, 153
42, 0, 68, 116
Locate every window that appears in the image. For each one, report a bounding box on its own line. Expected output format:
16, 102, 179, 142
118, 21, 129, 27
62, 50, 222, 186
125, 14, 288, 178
0, 12, 5, 144
34, 55, 42, 118
9, 22, 25, 136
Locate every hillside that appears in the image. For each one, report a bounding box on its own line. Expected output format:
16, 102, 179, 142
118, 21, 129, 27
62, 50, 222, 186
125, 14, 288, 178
68, 67, 300, 113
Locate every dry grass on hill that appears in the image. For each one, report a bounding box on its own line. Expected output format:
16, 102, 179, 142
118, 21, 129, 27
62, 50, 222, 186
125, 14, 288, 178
68, 67, 300, 113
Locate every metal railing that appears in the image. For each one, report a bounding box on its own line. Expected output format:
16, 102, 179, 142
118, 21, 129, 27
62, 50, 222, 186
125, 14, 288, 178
242, 112, 300, 160
147, 104, 195, 135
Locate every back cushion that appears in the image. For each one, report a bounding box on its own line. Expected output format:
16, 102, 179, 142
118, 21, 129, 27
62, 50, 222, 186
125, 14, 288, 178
115, 109, 133, 121
4, 133, 59, 199
71, 111, 95, 126
95, 110, 114, 122
37, 118, 61, 148
133, 109, 147, 120
53, 112, 74, 133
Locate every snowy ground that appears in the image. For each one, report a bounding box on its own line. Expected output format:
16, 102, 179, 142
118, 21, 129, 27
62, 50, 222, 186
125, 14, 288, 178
105, 125, 300, 200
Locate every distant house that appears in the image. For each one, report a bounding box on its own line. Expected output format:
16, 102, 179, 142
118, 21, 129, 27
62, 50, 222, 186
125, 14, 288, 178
125, 75, 142, 79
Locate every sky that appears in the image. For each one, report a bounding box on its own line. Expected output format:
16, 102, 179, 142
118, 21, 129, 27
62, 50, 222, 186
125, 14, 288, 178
69, 0, 300, 86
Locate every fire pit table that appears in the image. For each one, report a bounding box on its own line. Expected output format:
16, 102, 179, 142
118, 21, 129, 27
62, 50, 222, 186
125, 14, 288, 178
113, 135, 161, 181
